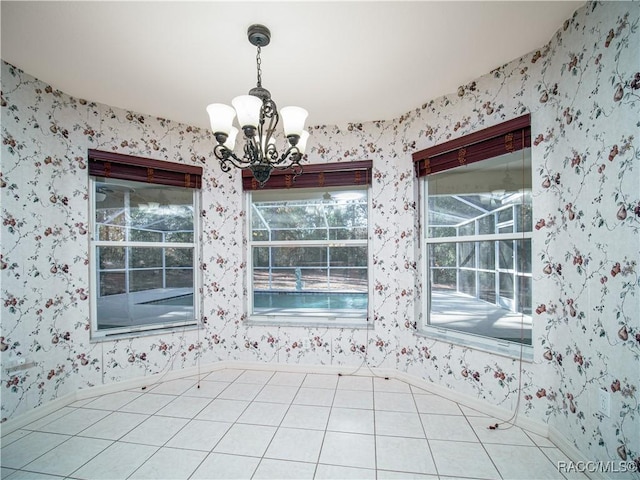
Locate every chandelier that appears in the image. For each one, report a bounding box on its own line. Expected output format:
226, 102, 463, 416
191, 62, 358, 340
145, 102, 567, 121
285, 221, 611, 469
206, 24, 310, 187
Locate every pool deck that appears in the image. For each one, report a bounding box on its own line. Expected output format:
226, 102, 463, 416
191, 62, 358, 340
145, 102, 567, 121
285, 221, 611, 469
430, 290, 532, 344
97, 287, 193, 329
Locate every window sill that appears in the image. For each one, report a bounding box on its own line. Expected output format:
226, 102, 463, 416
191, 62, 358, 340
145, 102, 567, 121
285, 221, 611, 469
417, 326, 533, 362
246, 312, 371, 329
90, 322, 200, 343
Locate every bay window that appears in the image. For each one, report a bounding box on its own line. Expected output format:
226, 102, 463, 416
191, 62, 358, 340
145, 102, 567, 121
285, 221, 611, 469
414, 116, 533, 357
245, 162, 372, 325
89, 150, 201, 338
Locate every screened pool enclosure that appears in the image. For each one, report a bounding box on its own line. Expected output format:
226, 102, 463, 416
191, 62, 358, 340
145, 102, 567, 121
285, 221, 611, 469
249, 187, 369, 319
91, 178, 197, 334
424, 151, 533, 346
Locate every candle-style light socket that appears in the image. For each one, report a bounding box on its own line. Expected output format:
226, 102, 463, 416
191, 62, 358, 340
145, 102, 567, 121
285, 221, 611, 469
214, 132, 228, 145
243, 126, 257, 138
287, 134, 300, 147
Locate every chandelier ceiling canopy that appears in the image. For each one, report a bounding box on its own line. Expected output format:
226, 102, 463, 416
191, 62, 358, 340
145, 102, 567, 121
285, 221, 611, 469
206, 24, 309, 187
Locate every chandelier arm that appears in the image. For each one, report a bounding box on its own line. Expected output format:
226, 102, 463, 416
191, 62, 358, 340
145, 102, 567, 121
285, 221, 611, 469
275, 145, 302, 166
272, 146, 304, 178
257, 98, 279, 161
242, 137, 261, 166
264, 143, 279, 163
214, 144, 254, 172
254, 121, 265, 162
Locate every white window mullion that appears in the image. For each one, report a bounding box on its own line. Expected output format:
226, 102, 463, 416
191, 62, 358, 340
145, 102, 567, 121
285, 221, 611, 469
455, 227, 460, 293
124, 246, 130, 295
326, 245, 330, 290
124, 191, 131, 295
162, 232, 166, 289
494, 238, 500, 306
251, 239, 367, 247
425, 231, 532, 244
94, 240, 194, 249
268, 246, 273, 290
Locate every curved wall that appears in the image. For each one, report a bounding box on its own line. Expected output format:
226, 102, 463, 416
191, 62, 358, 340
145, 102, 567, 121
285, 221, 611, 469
1, 1, 638, 471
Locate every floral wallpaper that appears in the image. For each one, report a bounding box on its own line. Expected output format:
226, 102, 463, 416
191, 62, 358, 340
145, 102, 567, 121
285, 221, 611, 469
1, 0, 638, 475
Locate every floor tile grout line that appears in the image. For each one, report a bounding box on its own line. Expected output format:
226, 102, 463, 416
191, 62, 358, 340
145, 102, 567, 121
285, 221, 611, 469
410, 382, 440, 479
464, 406, 569, 478
287, 371, 339, 478
311, 373, 341, 480
459, 401, 505, 480
23, 372, 252, 478
187, 368, 267, 480
371, 374, 378, 479
76, 377, 217, 475
522, 429, 572, 480
109, 369, 248, 480
260, 370, 359, 477
68, 391, 178, 480
249, 371, 309, 479
152, 377, 225, 445
124, 444, 163, 480
130, 394, 208, 476
6, 369, 577, 480
537, 443, 573, 480
19, 404, 91, 433
219, 369, 277, 479
15, 408, 127, 476
34, 430, 118, 479
5, 433, 59, 475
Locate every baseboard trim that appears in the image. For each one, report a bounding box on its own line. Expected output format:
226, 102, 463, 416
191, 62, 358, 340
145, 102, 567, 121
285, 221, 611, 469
1, 362, 224, 435
391, 369, 549, 437
548, 425, 606, 480
3, 359, 559, 458
1, 393, 78, 435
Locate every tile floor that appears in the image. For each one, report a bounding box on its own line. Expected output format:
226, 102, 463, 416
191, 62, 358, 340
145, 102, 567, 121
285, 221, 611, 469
1, 369, 586, 480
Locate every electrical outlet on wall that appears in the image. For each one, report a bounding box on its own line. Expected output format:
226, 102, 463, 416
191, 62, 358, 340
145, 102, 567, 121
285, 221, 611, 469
4, 352, 31, 373
598, 388, 610, 417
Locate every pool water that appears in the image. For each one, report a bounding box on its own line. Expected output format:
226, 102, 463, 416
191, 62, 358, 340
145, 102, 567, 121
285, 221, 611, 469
139, 291, 368, 310
254, 291, 367, 310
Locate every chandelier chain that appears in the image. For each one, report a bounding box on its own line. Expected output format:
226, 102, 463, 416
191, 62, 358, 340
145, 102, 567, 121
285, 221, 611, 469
256, 46, 262, 88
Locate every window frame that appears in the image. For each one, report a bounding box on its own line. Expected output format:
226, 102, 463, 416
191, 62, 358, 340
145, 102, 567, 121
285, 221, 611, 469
245, 185, 372, 328
88, 151, 202, 341
414, 116, 533, 359
421, 182, 533, 359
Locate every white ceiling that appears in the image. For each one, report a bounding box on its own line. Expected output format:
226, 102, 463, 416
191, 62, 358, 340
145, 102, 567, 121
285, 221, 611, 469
1, 1, 583, 129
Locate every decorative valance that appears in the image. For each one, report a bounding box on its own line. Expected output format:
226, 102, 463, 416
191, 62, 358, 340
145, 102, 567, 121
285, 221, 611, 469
242, 160, 372, 190
413, 114, 531, 177
88, 149, 202, 188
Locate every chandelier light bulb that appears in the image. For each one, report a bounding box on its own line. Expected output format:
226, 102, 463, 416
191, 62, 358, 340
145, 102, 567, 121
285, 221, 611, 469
297, 130, 310, 155
281, 106, 309, 138
206, 103, 235, 136
224, 127, 239, 150
232, 95, 263, 130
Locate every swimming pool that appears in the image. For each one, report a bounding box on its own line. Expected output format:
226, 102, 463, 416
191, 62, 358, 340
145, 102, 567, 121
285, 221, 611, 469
139, 291, 367, 310
254, 291, 367, 310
